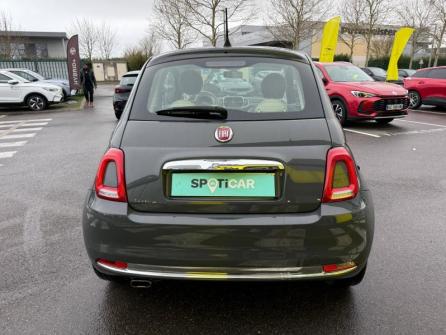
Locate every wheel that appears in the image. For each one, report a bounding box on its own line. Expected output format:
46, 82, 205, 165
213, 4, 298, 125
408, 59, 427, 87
376, 118, 394, 124
408, 90, 421, 109
27, 94, 47, 111
331, 99, 348, 126
331, 264, 367, 287
62, 90, 68, 102
93, 266, 127, 284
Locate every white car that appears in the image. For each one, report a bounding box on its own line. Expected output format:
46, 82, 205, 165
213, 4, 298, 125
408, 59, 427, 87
4, 68, 71, 100
0, 70, 63, 111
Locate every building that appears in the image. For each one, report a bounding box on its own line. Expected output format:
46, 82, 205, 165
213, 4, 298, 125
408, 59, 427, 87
209, 24, 423, 67
0, 31, 68, 60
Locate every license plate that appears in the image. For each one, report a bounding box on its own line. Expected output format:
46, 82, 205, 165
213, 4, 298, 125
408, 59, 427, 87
170, 172, 276, 197
386, 104, 404, 111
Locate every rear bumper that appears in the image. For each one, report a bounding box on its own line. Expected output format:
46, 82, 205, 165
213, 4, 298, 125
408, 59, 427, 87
113, 100, 126, 112
83, 189, 374, 281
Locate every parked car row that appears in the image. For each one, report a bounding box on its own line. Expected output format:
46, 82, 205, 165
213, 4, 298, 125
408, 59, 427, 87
0, 69, 64, 111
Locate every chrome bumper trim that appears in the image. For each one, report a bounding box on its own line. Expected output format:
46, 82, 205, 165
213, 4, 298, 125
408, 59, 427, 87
162, 159, 285, 171
96, 262, 357, 280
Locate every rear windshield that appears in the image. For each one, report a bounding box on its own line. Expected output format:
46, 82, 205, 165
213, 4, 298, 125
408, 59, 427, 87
130, 57, 324, 121
120, 74, 138, 86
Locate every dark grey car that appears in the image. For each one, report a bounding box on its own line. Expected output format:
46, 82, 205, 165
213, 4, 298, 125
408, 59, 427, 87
83, 47, 374, 288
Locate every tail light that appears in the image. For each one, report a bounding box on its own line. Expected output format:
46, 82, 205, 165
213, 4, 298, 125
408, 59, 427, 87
95, 148, 127, 202
115, 87, 130, 94
322, 147, 359, 203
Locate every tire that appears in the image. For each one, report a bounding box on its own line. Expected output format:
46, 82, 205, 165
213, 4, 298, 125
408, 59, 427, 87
408, 90, 421, 109
93, 266, 127, 284
376, 118, 394, 125
331, 99, 348, 126
114, 110, 122, 120
27, 94, 47, 111
331, 264, 367, 287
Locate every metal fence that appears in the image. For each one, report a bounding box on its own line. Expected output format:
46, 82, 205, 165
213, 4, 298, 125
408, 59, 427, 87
0, 60, 68, 80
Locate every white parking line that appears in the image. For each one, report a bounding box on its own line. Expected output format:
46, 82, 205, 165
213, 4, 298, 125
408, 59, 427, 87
12, 127, 43, 132
0, 122, 49, 129
0, 151, 17, 159
395, 119, 446, 128
0, 118, 52, 125
1, 133, 36, 140
411, 110, 446, 116
344, 128, 381, 138
0, 141, 27, 148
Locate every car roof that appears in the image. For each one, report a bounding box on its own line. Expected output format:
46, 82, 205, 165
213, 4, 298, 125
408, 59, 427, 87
417, 66, 446, 71
315, 61, 353, 66
123, 71, 140, 76
148, 47, 309, 66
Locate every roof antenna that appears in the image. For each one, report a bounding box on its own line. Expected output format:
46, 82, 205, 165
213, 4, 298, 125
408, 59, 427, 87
223, 8, 231, 47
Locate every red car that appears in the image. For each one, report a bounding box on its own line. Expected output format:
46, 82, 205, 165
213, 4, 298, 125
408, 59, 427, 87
404, 66, 446, 109
315, 62, 409, 125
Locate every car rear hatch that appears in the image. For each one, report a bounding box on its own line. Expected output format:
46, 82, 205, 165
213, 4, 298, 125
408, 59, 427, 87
121, 118, 332, 214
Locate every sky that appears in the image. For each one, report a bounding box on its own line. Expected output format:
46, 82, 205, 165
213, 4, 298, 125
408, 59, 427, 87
2, 0, 156, 57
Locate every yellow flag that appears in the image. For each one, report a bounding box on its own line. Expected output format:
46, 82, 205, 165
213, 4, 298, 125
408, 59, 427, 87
319, 16, 341, 63
387, 27, 414, 81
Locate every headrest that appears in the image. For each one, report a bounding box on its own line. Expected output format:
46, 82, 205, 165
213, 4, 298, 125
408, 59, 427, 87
261, 73, 286, 99
179, 69, 203, 95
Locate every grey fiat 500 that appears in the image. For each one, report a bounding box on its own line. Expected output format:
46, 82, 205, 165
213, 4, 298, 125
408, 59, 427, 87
83, 47, 374, 288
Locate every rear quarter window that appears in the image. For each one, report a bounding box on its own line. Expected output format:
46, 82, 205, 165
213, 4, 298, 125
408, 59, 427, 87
129, 56, 325, 121
120, 75, 138, 86
430, 69, 446, 79
412, 70, 431, 78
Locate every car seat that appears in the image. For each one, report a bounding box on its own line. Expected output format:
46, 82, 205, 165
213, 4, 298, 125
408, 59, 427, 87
255, 73, 287, 113
170, 69, 203, 107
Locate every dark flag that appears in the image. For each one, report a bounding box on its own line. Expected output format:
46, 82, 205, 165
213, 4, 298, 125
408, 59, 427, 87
67, 35, 81, 91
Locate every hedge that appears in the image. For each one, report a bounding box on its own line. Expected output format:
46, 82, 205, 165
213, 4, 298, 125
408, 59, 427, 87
368, 56, 446, 69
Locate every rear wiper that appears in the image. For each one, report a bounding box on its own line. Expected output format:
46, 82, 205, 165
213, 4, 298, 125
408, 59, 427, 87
156, 106, 228, 120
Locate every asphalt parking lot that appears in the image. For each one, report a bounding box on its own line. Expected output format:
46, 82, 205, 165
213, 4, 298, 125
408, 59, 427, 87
1, 90, 446, 334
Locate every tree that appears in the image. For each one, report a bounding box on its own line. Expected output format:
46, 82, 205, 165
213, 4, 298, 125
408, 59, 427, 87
70, 18, 98, 60
432, 0, 446, 67
267, 0, 329, 50
0, 10, 24, 59
369, 35, 393, 58
98, 22, 117, 60
362, 0, 388, 66
339, 0, 366, 62
124, 32, 159, 71
153, 0, 195, 49
183, 0, 255, 47
397, 0, 433, 69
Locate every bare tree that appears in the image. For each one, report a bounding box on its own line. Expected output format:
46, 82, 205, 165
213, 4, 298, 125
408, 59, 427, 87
267, 0, 329, 50
432, 0, 446, 66
97, 22, 117, 60
339, 0, 366, 62
183, 0, 255, 47
362, 0, 388, 66
153, 0, 195, 49
369, 35, 393, 58
397, 0, 433, 69
124, 31, 159, 71
0, 10, 25, 59
70, 18, 98, 60
139, 31, 160, 58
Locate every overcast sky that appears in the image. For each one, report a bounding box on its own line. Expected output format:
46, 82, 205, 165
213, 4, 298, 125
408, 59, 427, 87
2, 0, 155, 56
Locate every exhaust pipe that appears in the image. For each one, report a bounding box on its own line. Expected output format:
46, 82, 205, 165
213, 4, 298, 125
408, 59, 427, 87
130, 279, 152, 288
